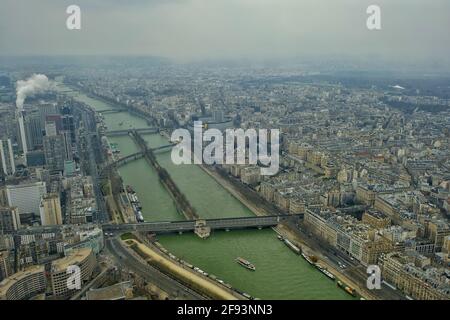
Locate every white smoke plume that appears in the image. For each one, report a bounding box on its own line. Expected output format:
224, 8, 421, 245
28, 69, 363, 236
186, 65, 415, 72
15, 73, 54, 161
15, 74, 54, 111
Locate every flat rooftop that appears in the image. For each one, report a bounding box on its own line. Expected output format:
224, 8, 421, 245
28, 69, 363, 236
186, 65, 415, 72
0, 265, 45, 297
51, 247, 92, 272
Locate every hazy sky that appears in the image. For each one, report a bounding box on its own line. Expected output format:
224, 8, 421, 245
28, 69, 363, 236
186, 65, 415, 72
1, 0, 449, 65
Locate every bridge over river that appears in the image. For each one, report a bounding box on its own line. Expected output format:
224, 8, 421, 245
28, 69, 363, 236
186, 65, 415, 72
99, 108, 127, 114
11, 215, 302, 238
105, 127, 159, 136
101, 143, 176, 175
102, 214, 303, 234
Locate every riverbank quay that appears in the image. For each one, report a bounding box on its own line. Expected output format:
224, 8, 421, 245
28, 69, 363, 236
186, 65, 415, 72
199, 164, 380, 300
124, 238, 244, 300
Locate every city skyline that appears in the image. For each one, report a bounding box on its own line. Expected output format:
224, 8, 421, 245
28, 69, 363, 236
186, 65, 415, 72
0, 0, 449, 306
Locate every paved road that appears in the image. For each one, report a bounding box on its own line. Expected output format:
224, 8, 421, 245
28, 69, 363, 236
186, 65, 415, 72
86, 132, 109, 223
105, 237, 206, 300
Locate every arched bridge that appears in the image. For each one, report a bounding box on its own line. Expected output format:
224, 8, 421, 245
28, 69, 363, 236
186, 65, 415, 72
101, 143, 177, 174
108, 152, 145, 168
102, 214, 303, 234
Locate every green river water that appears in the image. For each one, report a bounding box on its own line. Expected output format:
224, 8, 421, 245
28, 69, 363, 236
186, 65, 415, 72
60, 84, 352, 300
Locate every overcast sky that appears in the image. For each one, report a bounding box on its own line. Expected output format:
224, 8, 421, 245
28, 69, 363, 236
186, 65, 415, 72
1, 0, 449, 66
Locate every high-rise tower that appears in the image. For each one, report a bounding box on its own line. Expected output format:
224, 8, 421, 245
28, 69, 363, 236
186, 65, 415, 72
0, 139, 15, 176
17, 111, 28, 161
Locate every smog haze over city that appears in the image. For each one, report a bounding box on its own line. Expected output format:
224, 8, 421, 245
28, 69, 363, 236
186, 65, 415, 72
0, 0, 449, 310
1, 0, 450, 69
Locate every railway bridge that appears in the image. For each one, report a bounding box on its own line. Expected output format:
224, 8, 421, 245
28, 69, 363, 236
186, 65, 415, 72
102, 214, 303, 235
105, 127, 159, 136
99, 109, 127, 114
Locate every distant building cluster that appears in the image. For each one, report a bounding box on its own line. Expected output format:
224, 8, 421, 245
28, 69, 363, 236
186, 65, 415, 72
0, 224, 103, 299
0, 76, 106, 299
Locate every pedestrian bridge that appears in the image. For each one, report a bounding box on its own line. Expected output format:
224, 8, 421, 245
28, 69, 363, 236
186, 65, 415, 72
102, 214, 303, 234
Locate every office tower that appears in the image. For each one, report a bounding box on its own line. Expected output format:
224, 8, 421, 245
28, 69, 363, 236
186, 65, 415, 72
0, 250, 12, 281
43, 134, 65, 172
0, 207, 21, 233
25, 111, 43, 149
0, 139, 15, 176
5, 181, 46, 216
17, 111, 28, 159
39, 194, 62, 225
